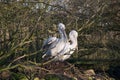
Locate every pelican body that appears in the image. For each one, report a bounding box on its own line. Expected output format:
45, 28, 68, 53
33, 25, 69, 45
42, 23, 67, 58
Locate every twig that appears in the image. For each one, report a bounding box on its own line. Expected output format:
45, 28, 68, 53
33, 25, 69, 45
41, 67, 52, 73
8, 50, 42, 67
18, 1, 72, 15
0, 64, 20, 72
64, 62, 75, 70
28, 61, 42, 66
42, 58, 55, 65
28, 58, 55, 66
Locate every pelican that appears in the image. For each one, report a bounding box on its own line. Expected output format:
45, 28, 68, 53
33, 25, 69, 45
42, 23, 68, 58
54, 30, 78, 61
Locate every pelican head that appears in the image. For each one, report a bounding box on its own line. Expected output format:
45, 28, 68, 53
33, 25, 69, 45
69, 30, 78, 39
58, 23, 65, 30
58, 23, 67, 41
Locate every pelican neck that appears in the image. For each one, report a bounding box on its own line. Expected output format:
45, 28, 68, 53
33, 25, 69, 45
70, 38, 77, 48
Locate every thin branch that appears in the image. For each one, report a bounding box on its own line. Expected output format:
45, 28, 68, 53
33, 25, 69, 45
8, 50, 42, 67
28, 58, 55, 66
0, 64, 20, 72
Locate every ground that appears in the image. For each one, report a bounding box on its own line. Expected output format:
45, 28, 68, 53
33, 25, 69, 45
0, 61, 115, 80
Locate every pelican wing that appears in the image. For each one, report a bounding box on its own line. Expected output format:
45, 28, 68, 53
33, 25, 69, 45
42, 37, 59, 58
42, 37, 58, 50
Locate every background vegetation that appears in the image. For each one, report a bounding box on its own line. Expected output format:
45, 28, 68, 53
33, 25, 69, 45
0, 0, 120, 79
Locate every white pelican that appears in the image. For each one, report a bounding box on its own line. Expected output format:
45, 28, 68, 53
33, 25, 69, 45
42, 23, 68, 58
54, 30, 78, 61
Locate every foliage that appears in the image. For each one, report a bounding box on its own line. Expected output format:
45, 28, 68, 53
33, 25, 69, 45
0, 0, 120, 79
